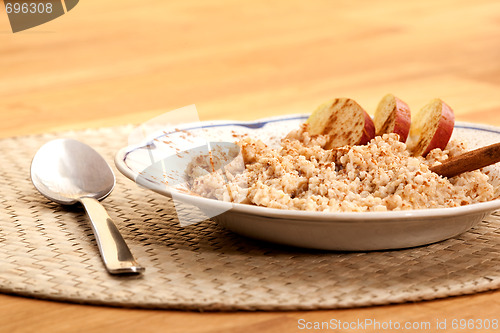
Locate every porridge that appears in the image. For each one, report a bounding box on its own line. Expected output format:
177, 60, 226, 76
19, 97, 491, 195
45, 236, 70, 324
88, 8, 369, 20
185, 124, 495, 212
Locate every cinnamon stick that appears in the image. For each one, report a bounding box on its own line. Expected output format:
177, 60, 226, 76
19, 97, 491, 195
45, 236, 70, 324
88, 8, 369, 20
430, 142, 500, 178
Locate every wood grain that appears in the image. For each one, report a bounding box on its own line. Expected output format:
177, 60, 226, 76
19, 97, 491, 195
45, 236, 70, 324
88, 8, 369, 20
1, 0, 500, 331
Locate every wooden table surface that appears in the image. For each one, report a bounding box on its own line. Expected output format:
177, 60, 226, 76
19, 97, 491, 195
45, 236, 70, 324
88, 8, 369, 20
1, 0, 500, 332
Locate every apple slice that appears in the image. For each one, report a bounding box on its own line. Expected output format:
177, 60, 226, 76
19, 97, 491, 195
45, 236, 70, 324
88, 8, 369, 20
408, 98, 455, 156
374, 94, 411, 142
306, 98, 375, 149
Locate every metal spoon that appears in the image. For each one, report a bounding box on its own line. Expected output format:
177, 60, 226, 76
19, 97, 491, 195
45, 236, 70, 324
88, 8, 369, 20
30, 138, 144, 275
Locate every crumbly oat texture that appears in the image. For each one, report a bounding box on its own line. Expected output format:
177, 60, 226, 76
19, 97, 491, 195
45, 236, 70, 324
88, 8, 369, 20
186, 129, 495, 212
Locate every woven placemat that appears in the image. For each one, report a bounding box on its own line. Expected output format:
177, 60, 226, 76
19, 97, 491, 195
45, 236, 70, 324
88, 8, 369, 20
0, 126, 500, 311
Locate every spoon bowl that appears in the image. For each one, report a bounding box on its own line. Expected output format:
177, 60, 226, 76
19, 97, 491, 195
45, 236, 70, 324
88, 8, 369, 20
31, 139, 144, 275
31, 139, 115, 204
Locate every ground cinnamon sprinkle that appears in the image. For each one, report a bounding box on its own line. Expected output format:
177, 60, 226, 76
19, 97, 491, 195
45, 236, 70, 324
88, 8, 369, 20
186, 129, 495, 212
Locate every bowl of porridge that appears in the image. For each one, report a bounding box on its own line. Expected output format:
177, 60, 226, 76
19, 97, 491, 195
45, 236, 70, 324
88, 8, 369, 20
115, 115, 500, 250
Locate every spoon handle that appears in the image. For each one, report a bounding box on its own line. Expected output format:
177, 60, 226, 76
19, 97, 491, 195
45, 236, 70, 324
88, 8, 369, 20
80, 197, 145, 274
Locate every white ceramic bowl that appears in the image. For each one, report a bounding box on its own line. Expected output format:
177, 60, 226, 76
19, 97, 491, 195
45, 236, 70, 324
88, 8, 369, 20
115, 115, 500, 251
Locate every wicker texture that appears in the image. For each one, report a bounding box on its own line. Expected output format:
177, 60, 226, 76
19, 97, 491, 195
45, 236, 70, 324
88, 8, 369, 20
0, 126, 499, 311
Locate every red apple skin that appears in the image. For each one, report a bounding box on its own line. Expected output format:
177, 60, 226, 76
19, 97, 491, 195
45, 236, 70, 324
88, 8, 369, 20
374, 94, 411, 143
422, 101, 455, 156
392, 98, 411, 143
359, 111, 376, 145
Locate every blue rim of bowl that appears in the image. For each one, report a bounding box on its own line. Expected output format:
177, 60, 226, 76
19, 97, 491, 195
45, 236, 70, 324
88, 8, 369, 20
115, 116, 500, 223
